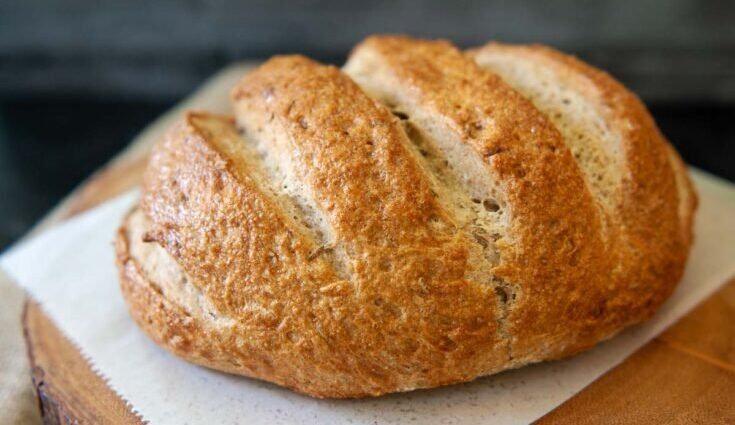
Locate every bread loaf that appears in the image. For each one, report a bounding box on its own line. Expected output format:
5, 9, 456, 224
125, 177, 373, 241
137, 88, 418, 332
115, 35, 697, 398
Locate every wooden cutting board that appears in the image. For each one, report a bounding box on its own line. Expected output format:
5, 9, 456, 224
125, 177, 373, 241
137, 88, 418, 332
19, 64, 735, 422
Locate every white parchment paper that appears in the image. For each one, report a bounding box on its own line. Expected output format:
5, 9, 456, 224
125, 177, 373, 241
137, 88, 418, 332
2, 170, 734, 424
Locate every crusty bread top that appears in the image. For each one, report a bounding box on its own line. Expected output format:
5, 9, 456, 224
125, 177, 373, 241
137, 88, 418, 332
118, 35, 697, 398
470, 42, 697, 333
139, 60, 510, 396
344, 36, 619, 359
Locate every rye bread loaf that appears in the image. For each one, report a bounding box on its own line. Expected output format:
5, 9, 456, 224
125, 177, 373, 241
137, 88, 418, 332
115, 35, 697, 398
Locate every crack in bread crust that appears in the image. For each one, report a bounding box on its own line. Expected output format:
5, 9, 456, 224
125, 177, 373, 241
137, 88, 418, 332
471, 44, 625, 217
342, 84, 513, 360
471, 43, 697, 345
117, 35, 697, 398
345, 36, 613, 362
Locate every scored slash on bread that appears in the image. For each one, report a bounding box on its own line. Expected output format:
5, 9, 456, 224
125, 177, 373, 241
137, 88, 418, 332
116, 35, 697, 398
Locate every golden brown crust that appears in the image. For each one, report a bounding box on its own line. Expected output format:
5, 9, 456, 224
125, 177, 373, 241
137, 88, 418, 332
230, 55, 511, 380
231, 56, 440, 246
116, 36, 697, 398
346, 36, 615, 361
471, 43, 698, 346
116, 208, 349, 397
132, 104, 507, 397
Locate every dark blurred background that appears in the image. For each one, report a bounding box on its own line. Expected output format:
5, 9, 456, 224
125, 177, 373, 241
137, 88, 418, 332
1, 0, 733, 250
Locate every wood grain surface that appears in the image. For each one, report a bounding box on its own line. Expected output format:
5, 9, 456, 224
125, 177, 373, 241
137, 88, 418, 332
24, 301, 145, 425
22, 150, 735, 424
23, 154, 148, 425
539, 279, 735, 424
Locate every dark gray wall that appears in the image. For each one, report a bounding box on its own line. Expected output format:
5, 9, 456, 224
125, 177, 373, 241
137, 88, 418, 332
1, 0, 734, 101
